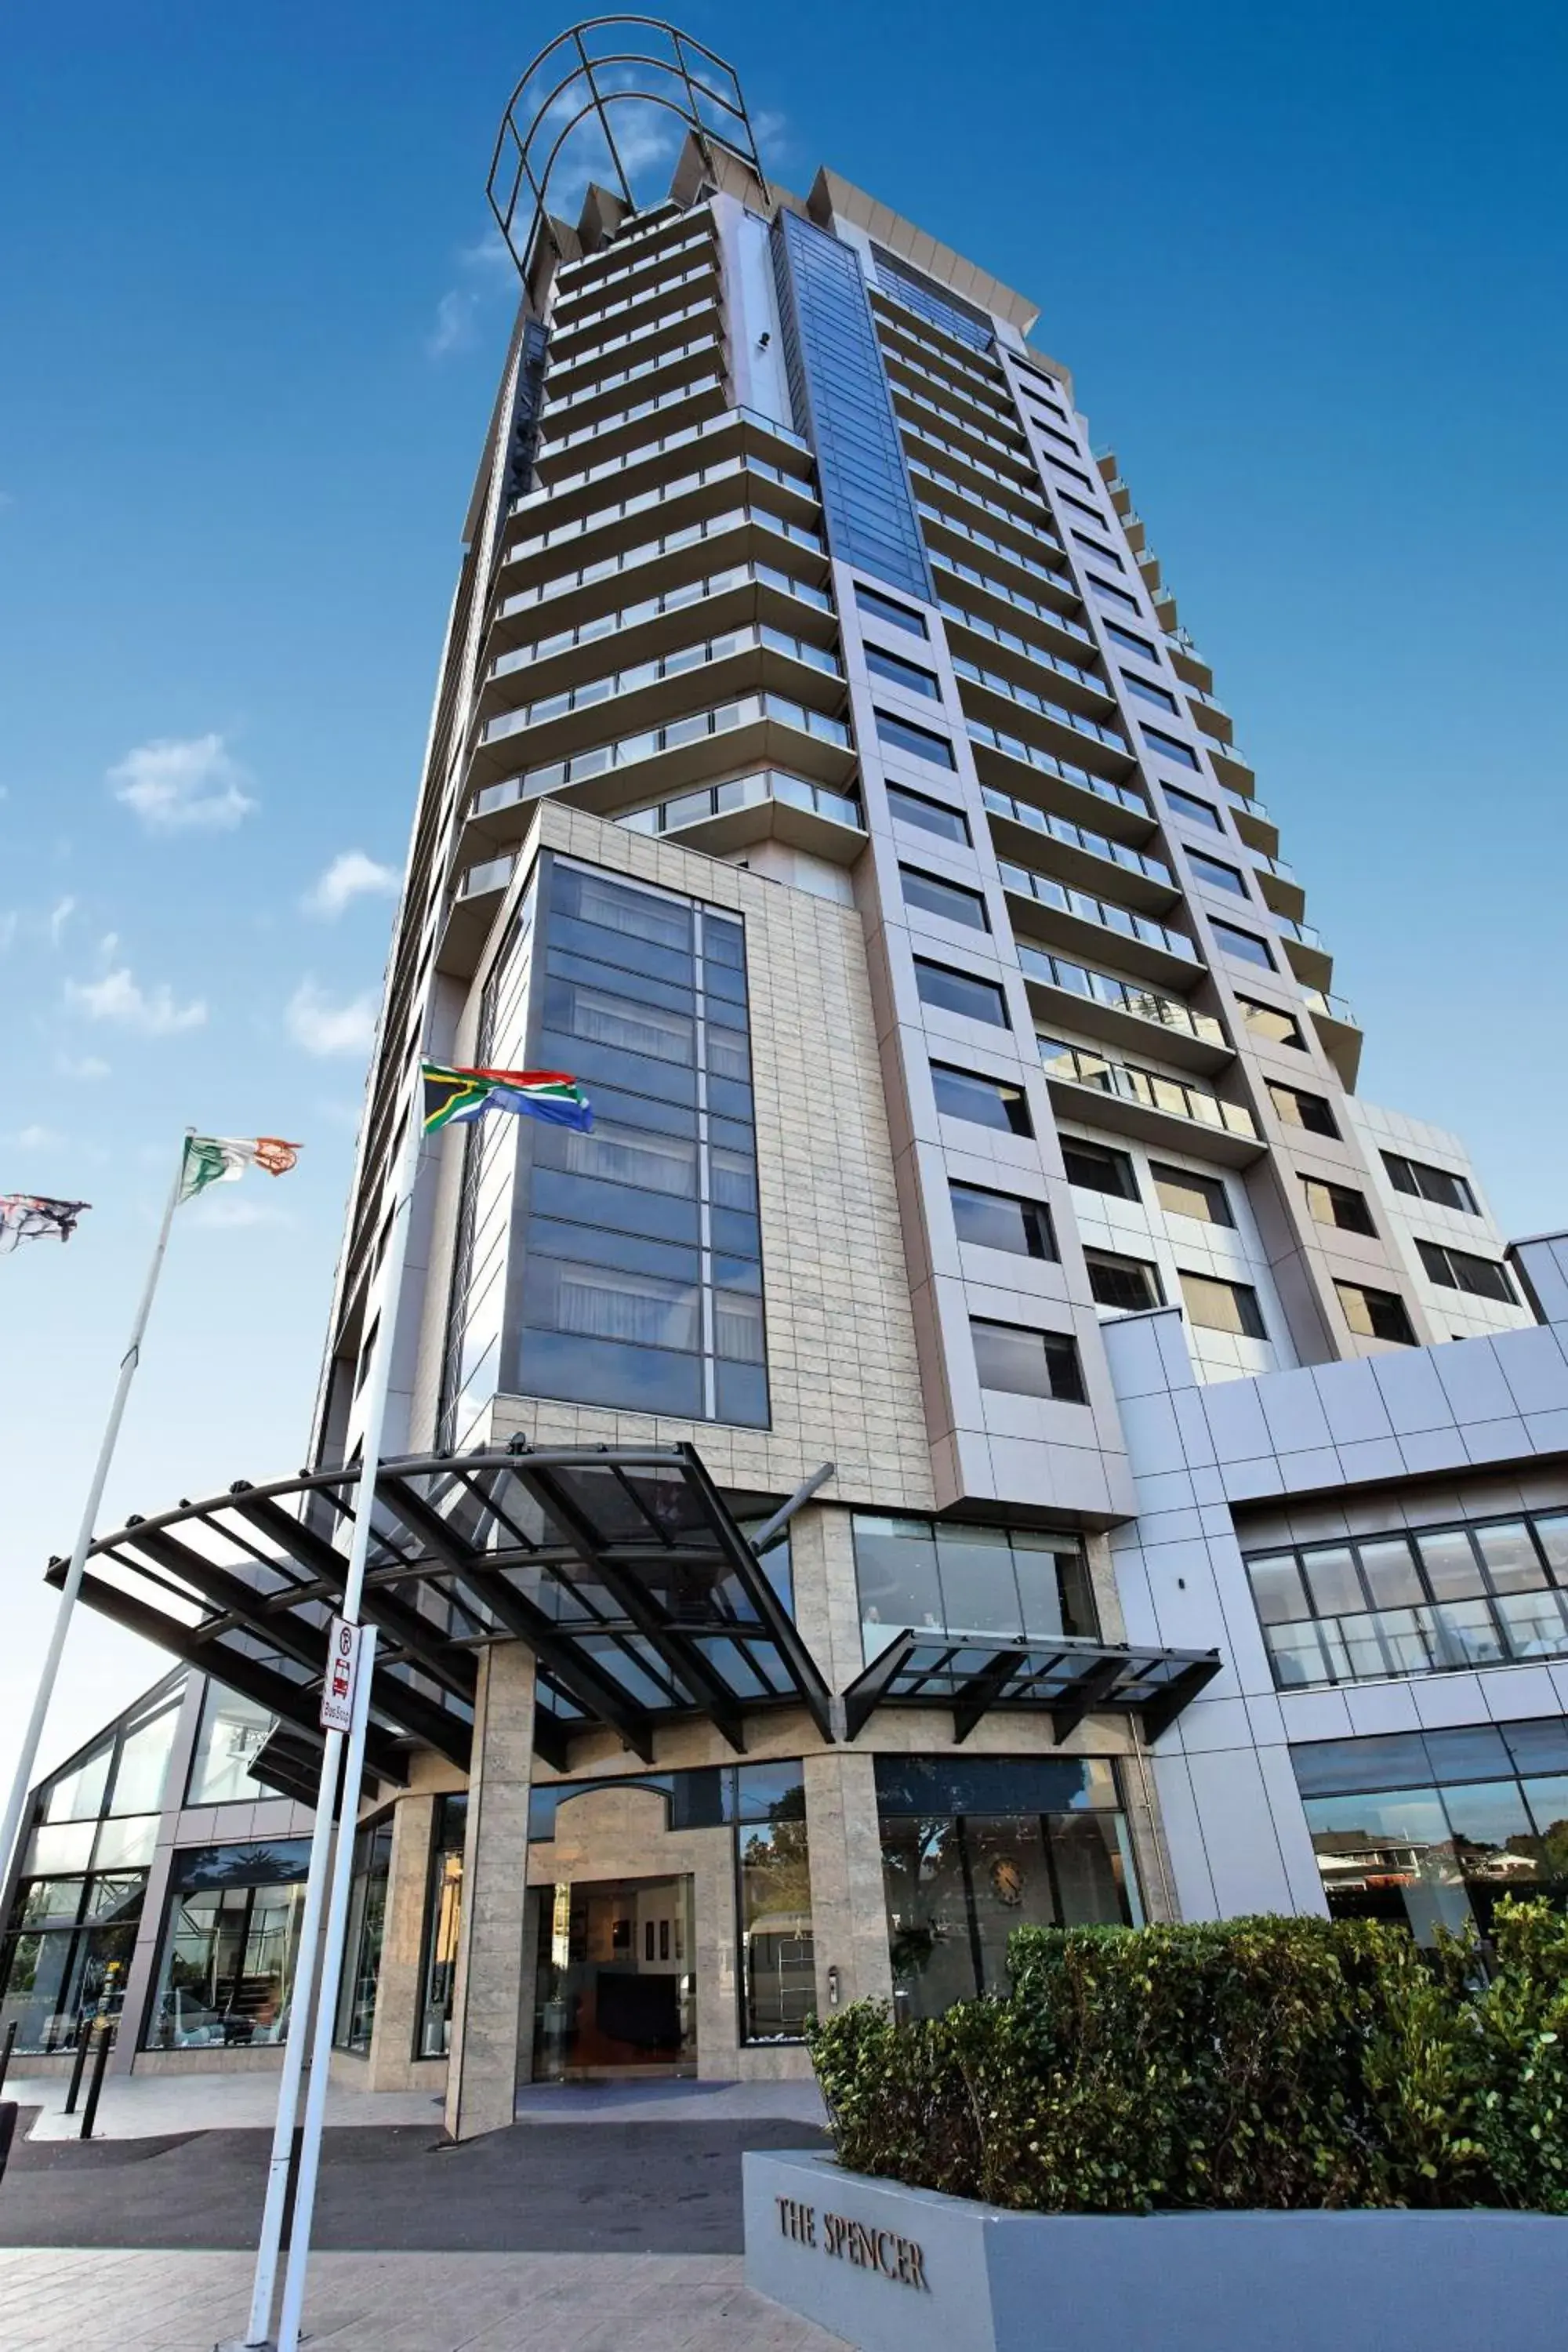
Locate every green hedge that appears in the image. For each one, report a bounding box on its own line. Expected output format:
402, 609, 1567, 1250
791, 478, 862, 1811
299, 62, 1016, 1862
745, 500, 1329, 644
806, 1903, 1568, 2213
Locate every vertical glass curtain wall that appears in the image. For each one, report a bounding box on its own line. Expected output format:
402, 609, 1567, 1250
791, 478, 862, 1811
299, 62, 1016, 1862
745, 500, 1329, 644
336, 1818, 394, 2053
417, 1795, 468, 2060
851, 1513, 1099, 1663
147, 1839, 313, 2050
0, 1682, 181, 2053
877, 1755, 1143, 2022
513, 857, 768, 1425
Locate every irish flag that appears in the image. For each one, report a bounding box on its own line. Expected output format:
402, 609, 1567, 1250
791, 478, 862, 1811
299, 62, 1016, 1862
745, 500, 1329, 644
180, 1135, 302, 1203
421, 1062, 593, 1135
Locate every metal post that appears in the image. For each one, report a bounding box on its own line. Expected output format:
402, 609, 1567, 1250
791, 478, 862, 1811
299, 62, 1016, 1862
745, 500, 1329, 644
79, 2024, 114, 2140
0, 1136, 192, 1893
62, 2023, 93, 2117
0, 2020, 16, 2096
238, 1112, 424, 2351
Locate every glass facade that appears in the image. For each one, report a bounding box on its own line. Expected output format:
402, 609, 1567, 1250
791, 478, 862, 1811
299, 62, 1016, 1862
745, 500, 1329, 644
186, 1685, 279, 1806
1293, 1719, 1568, 1942
1246, 1508, 1568, 1689
336, 1817, 394, 2053
771, 209, 934, 603
851, 1514, 1098, 1664
877, 1755, 1142, 2020
417, 1795, 468, 2060
147, 1840, 312, 2050
514, 859, 768, 1427
0, 1682, 180, 2053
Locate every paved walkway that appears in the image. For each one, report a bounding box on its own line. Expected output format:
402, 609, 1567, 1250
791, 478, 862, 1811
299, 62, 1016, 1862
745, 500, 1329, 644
0, 2249, 848, 2350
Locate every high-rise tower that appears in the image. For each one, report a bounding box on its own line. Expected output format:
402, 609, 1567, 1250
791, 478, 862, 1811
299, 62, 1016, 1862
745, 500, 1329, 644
20, 24, 1568, 2119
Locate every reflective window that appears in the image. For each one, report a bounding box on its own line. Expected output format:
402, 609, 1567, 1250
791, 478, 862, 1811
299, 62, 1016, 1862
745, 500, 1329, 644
1085, 1249, 1163, 1312
887, 782, 969, 844
336, 1818, 394, 2053
1236, 994, 1304, 1047
736, 1763, 813, 2044
1268, 1080, 1338, 1136
1179, 1269, 1267, 1339
902, 866, 988, 931
1105, 620, 1159, 666
1214, 919, 1275, 971
876, 709, 957, 769
852, 1516, 1098, 1659
866, 644, 941, 699
915, 957, 1008, 1026
855, 583, 928, 638
1304, 1178, 1377, 1236
1123, 673, 1178, 715
1383, 1152, 1479, 1215
1162, 782, 1222, 832
1336, 1280, 1417, 1345
1090, 574, 1142, 615
1189, 849, 1248, 898
970, 1318, 1087, 1403
1142, 724, 1201, 770
1061, 1137, 1139, 1200
1415, 1241, 1516, 1304
418, 1795, 467, 2060
1150, 1161, 1232, 1225
0, 1872, 145, 2056
877, 1754, 1141, 2020
187, 1686, 278, 1806
931, 1061, 1031, 1134
949, 1181, 1054, 1260
147, 1841, 313, 2051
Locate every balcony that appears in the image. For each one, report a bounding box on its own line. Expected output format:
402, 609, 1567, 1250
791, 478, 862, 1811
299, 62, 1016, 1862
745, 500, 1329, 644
979, 783, 1176, 910
1018, 946, 1229, 1072
463, 691, 855, 854
892, 383, 1036, 488
501, 450, 818, 580
492, 505, 829, 647
965, 718, 1154, 849
1038, 1037, 1262, 1163
870, 296, 1009, 401
1206, 735, 1256, 790
485, 559, 836, 702
1218, 782, 1279, 859
880, 340, 1022, 452
952, 653, 1131, 769
1273, 914, 1334, 993
928, 550, 1095, 655
915, 499, 1078, 610
539, 331, 725, 439
997, 858, 1200, 985
617, 767, 866, 864
534, 372, 731, 483
907, 453, 1062, 564
1247, 850, 1305, 924
543, 291, 722, 398
550, 227, 717, 329
473, 623, 843, 779
548, 256, 724, 358
938, 599, 1112, 711
898, 412, 1048, 523
1304, 986, 1363, 1090
509, 407, 816, 535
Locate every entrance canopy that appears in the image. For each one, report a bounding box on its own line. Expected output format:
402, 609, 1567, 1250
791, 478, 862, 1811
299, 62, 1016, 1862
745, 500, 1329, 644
53, 1442, 1218, 1779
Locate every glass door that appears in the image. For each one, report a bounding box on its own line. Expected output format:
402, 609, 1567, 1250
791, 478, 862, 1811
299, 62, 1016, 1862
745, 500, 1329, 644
532, 1875, 695, 2079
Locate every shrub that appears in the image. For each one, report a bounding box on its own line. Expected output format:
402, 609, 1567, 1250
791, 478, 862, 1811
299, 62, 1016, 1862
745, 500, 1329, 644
807, 1903, 1568, 2214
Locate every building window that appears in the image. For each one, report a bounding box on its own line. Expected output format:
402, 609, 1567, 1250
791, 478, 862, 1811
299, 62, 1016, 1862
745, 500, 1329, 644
1061, 1137, 1139, 1199
931, 1062, 1032, 1134
1336, 1280, 1417, 1345
187, 1686, 278, 1807
417, 1795, 467, 2060
902, 866, 989, 931
1383, 1152, 1479, 1215
1123, 673, 1179, 715
971, 1318, 1087, 1402
1162, 783, 1223, 833
1179, 1269, 1267, 1339
1303, 1177, 1378, 1236
852, 1516, 1098, 1660
0, 1872, 146, 2058
1150, 1161, 1233, 1225
1090, 575, 1142, 615
1141, 724, 1201, 771
855, 582, 928, 638
1415, 1240, 1516, 1304
522, 861, 768, 1430
877, 1754, 1142, 2020
735, 1762, 814, 2045
1189, 849, 1249, 898
915, 957, 1009, 1026
147, 1840, 314, 2051
1105, 620, 1160, 666
1268, 1080, 1338, 1135
887, 781, 969, 843
1236, 995, 1305, 1048
1293, 1721, 1568, 1945
1212, 918, 1275, 970
876, 708, 957, 768
950, 1180, 1054, 1258
866, 643, 941, 699
1051, 462, 1100, 496
336, 1818, 394, 2054
1248, 1510, 1568, 1698
1073, 531, 1123, 570
1084, 1249, 1163, 1312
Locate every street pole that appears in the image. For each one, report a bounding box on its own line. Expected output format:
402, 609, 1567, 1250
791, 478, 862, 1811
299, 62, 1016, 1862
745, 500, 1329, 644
239, 1109, 424, 2350
0, 1134, 191, 1893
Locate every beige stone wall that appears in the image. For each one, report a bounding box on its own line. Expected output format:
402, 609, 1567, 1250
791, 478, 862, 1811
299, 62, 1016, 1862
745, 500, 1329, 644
445, 1643, 536, 2140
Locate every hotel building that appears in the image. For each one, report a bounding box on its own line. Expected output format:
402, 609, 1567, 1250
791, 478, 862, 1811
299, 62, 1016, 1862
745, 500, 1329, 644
7, 24, 1567, 2129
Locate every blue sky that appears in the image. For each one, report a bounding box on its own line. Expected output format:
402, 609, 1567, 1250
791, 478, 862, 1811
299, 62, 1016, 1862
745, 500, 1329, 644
1, 1, 1564, 1793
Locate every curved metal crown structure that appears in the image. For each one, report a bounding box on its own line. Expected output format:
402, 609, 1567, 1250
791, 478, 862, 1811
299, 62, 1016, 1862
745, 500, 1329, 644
486, 16, 768, 283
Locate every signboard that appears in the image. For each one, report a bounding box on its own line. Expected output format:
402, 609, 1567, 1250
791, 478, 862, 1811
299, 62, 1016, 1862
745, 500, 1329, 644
320, 1616, 363, 1733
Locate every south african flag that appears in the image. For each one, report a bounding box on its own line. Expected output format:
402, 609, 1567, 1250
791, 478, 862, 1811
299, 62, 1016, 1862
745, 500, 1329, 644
421, 1061, 593, 1135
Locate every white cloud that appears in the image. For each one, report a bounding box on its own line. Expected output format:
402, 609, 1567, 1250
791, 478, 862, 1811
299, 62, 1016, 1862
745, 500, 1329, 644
49, 895, 76, 945
303, 850, 400, 919
66, 965, 207, 1035
57, 1054, 110, 1081
10, 1124, 63, 1150
285, 979, 377, 1058
108, 732, 256, 833
426, 288, 479, 360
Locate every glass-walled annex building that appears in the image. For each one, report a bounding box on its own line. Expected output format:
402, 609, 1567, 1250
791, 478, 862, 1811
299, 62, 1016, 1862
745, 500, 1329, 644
19, 25, 1568, 2119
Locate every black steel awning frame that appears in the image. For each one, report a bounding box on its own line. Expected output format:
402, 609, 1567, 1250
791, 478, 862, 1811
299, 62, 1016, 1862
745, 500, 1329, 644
840, 1629, 1222, 1746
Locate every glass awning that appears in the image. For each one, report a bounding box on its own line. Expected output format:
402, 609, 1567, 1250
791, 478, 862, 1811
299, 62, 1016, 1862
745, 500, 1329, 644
841, 1630, 1221, 1745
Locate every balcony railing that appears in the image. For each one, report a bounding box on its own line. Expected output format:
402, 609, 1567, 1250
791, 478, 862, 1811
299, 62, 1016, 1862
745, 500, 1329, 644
915, 499, 1076, 601
997, 862, 1196, 960
938, 600, 1107, 699
539, 372, 726, 462
979, 786, 1171, 888
480, 623, 841, 749
879, 337, 1022, 441
893, 383, 1035, 479
1303, 986, 1359, 1029
497, 506, 825, 625
929, 551, 1094, 648
551, 226, 714, 316
869, 297, 1008, 401
510, 406, 815, 514
546, 292, 719, 387
965, 718, 1147, 816
493, 560, 833, 678
473, 692, 851, 818
898, 412, 1047, 512
507, 452, 816, 562
1039, 1037, 1258, 1138
1018, 948, 1225, 1049
539, 332, 723, 423
908, 457, 1065, 557
618, 768, 864, 841
953, 654, 1129, 754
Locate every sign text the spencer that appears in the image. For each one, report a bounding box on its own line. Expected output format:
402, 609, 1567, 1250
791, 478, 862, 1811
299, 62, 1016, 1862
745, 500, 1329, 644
776, 2195, 929, 2289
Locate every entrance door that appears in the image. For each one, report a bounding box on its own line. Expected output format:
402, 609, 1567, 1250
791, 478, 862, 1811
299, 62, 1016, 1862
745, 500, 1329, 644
532, 1876, 695, 2080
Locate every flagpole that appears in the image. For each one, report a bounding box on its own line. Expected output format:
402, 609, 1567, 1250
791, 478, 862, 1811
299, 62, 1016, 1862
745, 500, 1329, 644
0, 1131, 193, 1896
240, 1105, 425, 2351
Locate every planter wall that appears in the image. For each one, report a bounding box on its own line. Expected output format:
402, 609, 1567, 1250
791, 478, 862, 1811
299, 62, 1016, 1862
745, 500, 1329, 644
743, 2147, 1568, 2352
